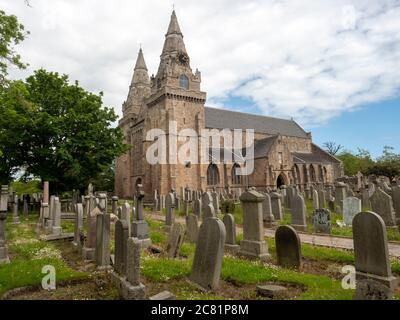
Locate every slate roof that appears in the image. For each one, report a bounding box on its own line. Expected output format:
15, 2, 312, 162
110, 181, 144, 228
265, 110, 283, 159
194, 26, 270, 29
204, 107, 309, 139
293, 144, 341, 164
253, 135, 278, 158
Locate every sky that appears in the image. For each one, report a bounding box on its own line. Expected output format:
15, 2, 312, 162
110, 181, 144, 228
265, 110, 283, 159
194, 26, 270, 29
1, 0, 400, 158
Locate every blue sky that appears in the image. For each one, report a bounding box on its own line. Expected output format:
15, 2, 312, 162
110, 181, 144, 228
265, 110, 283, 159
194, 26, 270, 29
2, 0, 400, 159
222, 95, 400, 159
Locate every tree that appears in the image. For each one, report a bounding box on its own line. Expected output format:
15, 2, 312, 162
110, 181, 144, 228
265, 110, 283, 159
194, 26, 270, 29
0, 10, 28, 86
323, 141, 343, 155
1, 69, 128, 192
0, 80, 33, 184
366, 146, 400, 179
336, 148, 374, 176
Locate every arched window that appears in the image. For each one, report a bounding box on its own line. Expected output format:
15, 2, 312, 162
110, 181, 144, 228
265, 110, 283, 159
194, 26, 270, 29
207, 163, 220, 186
231, 163, 242, 185
179, 74, 189, 89
319, 165, 324, 182
309, 165, 316, 182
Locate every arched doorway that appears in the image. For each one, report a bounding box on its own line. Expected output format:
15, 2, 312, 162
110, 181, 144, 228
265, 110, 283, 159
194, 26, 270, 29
207, 163, 220, 186
277, 174, 286, 189
231, 163, 242, 185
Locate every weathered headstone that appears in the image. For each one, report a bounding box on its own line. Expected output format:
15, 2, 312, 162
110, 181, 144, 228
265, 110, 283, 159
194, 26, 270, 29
291, 193, 307, 232
262, 193, 276, 228
189, 217, 226, 291
312, 189, 319, 211
275, 225, 301, 270
353, 211, 397, 300
52, 197, 62, 236
370, 188, 397, 227
239, 190, 269, 261
223, 213, 239, 253
165, 192, 175, 231
186, 214, 199, 243
114, 219, 129, 275
312, 209, 331, 234
73, 203, 84, 250
391, 186, 400, 224
82, 206, 100, 260
203, 204, 216, 220
132, 186, 151, 248
193, 199, 202, 219
95, 210, 111, 269
270, 192, 283, 221
12, 195, 20, 224
343, 197, 361, 226
335, 182, 347, 212
0, 185, 10, 264
166, 223, 185, 258
112, 196, 119, 216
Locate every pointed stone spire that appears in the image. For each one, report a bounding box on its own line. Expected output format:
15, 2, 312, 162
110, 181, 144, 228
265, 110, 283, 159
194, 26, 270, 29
134, 48, 148, 71
161, 10, 187, 56
123, 48, 150, 117
166, 10, 182, 36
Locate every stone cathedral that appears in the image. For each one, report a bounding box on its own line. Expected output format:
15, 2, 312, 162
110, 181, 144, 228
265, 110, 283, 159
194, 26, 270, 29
115, 10, 343, 199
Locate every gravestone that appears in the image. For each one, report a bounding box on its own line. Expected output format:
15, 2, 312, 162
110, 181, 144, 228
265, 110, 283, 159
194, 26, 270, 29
352, 211, 397, 300
312, 189, 319, 211
203, 204, 216, 220
120, 237, 146, 300
114, 219, 129, 275
370, 188, 397, 227
73, 203, 84, 250
193, 199, 202, 219
52, 197, 62, 236
223, 213, 239, 253
391, 186, 400, 224
95, 210, 111, 269
239, 190, 269, 261
112, 196, 119, 216
166, 223, 185, 258
189, 217, 226, 291
270, 192, 283, 221
335, 182, 347, 212
165, 192, 175, 231
212, 192, 220, 215
312, 209, 331, 234
82, 206, 100, 260
186, 214, 199, 243
132, 186, 151, 248
275, 225, 301, 270
318, 189, 326, 209
343, 197, 361, 226
201, 192, 213, 218
12, 195, 20, 224
291, 193, 307, 232
262, 193, 276, 228
0, 185, 10, 264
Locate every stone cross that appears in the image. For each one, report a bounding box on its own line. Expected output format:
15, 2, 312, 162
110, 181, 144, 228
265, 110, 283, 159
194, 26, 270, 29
132, 186, 150, 248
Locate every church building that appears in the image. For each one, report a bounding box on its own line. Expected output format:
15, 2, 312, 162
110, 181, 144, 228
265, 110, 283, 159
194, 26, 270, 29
115, 10, 343, 198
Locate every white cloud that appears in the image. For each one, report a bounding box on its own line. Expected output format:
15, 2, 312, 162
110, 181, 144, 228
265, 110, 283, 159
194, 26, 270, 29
2, 0, 400, 127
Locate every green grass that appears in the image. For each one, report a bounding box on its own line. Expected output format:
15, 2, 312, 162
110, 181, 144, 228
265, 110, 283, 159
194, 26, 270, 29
0, 213, 88, 297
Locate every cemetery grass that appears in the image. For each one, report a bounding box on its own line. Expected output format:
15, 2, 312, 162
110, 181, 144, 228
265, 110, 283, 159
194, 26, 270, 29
0, 214, 89, 298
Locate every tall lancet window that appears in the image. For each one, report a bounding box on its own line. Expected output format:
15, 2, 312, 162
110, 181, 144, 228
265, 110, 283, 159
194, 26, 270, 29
179, 74, 189, 89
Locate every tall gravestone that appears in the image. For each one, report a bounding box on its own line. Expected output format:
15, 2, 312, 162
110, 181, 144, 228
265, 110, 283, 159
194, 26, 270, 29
335, 182, 347, 213
312, 189, 319, 211
165, 192, 175, 231
201, 192, 213, 218
189, 217, 226, 291
95, 207, 111, 269
291, 193, 307, 232
353, 211, 397, 300
52, 197, 62, 236
275, 225, 301, 270
262, 193, 276, 228
12, 194, 20, 224
370, 188, 397, 227
73, 203, 84, 250
114, 219, 129, 275
391, 186, 400, 224
186, 214, 199, 243
193, 199, 202, 219
318, 189, 326, 209
0, 185, 10, 264
343, 197, 361, 226
270, 192, 283, 221
239, 190, 269, 261
223, 213, 240, 253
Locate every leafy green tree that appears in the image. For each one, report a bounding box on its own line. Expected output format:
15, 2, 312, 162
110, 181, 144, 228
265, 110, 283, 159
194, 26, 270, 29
0, 80, 33, 184
336, 148, 374, 176
1, 69, 128, 192
0, 10, 28, 86
90, 162, 116, 192
366, 146, 400, 179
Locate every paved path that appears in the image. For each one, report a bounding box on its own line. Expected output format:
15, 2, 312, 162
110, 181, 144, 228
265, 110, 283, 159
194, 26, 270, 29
148, 213, 400, 258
